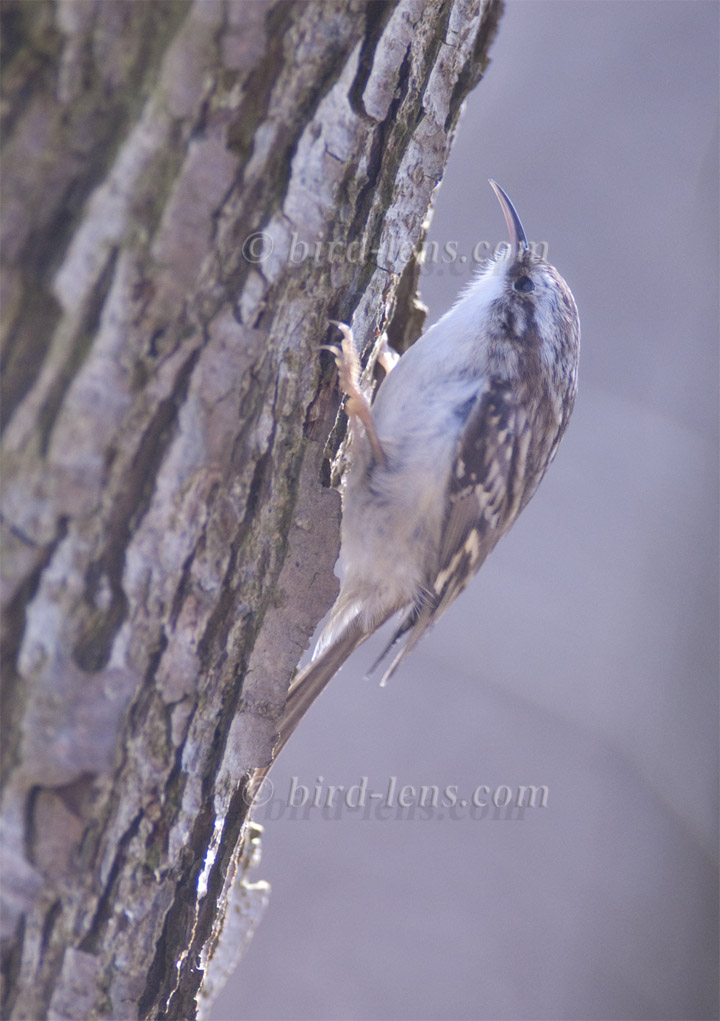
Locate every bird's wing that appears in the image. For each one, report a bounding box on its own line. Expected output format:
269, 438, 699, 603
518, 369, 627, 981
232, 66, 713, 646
375, 379, 531, 683
432, 378, 530, 614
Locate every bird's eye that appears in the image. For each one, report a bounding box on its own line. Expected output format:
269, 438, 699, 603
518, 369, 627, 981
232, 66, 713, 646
514, 275, 535, 293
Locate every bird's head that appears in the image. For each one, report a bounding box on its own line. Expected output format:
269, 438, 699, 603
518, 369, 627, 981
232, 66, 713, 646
479, 180, 580, 390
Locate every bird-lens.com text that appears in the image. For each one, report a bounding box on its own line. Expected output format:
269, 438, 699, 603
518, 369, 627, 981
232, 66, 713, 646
248, 775, 550, 821
241, 228, 549, 270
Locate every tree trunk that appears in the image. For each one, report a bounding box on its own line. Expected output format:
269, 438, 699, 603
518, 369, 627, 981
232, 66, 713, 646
0, 1, 502, 1016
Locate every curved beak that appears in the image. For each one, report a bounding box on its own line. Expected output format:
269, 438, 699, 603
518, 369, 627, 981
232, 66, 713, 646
489, 180, 528, 251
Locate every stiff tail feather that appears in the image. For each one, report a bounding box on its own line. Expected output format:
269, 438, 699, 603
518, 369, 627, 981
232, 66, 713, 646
246, 605, 415, 797
273, 616, 369, 762
246, 616, 372, 794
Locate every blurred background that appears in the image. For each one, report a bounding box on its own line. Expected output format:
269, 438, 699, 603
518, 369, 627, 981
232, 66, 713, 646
212, 2, 718, 1019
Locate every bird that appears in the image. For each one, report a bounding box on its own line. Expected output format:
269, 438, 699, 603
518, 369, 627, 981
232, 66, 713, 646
253, 180, 580, 779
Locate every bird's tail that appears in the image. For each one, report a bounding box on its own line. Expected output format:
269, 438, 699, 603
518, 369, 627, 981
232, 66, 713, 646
246, 616, 371, 795
273, 616, 369, 761
245, 601, 422, 802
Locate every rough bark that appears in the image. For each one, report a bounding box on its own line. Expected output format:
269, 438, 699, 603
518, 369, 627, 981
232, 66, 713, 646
0, 1, 502, 1017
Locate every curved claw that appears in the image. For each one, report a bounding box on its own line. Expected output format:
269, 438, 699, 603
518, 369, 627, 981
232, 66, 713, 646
322, 321, 386, 464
